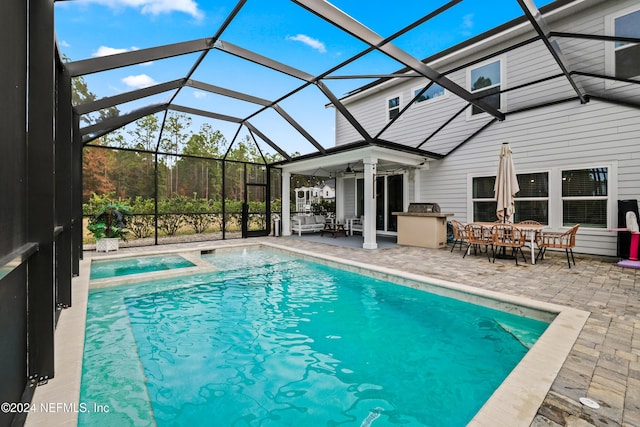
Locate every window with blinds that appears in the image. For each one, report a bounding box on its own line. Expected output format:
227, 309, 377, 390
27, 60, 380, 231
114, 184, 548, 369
472, 176, 497, 222
514, 172, 548, 224
562, 168, 608, 228
472, 172, 548, 223
471, 167, 609, 228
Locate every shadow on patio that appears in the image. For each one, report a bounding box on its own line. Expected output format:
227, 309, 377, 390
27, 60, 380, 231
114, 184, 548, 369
282, 233, 398, 249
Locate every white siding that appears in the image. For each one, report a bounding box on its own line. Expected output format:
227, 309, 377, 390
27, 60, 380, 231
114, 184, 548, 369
419, 100, 640, 256
342, 177, 356, 218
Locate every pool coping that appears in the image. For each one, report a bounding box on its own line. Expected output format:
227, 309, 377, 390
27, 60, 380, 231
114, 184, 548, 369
25, 242, 589, 426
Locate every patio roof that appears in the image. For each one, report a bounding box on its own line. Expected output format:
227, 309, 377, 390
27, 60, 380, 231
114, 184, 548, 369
276, 138, 441, 176
57, 0, 640, 165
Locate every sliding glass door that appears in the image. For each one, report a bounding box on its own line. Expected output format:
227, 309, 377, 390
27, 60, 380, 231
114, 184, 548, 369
357, 174, 404, 233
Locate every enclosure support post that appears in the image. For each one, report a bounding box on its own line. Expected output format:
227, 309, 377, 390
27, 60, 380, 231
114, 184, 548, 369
154, 153, 159, 245
72, 113, 83, 273
282, 172, 291, 236
55, 59, 73, 309
27, 0, 56, 382
222, 161, 227, 240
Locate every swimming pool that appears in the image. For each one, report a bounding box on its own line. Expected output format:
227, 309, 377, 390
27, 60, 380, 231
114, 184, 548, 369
79, 247, 552, 426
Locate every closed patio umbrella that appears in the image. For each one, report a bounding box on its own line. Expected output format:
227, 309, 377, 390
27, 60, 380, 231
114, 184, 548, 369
494, 143, 520, 222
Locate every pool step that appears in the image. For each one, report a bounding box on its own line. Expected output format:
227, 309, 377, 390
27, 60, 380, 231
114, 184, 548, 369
494, 319, 539, 349
179, 250, 214, 268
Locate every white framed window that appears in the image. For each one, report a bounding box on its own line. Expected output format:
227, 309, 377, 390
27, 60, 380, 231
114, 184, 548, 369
471, 172, 549, 224
386, 95, 401, 121
412, 83, 446, 105
605, 5, 640, 84
469, 165, 612, 230
561, 167, 608, 228
467, 58, 504, 118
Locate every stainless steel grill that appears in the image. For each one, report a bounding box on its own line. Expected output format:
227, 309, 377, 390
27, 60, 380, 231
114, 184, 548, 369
407, 202, 440, 213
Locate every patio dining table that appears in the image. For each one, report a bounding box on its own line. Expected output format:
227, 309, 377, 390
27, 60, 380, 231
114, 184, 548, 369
471, 222, 547, 264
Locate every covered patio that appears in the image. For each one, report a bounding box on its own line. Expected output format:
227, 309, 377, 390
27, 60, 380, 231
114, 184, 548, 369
278, 142, 437, 249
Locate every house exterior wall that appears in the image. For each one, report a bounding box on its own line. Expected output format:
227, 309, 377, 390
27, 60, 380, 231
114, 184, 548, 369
334, 0, 640, 256
420, 99, 639, 256
337, 1, 640, 153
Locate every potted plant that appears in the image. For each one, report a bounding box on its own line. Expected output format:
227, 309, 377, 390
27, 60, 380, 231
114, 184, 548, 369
87, 202, 133, 252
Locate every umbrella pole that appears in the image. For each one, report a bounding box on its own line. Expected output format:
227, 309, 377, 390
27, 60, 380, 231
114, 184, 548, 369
501, 208, 507, 256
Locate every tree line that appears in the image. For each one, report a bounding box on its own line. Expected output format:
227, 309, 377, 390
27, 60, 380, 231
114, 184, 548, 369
82, 113, 287, 204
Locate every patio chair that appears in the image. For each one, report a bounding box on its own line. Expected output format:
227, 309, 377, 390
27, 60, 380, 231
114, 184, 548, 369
491, 224, 527, 265
450, 219, 468, 252
350, 216, 363, 235
535, 224, 580, 268
463, 223, 492, 260
517, 219, 543, 249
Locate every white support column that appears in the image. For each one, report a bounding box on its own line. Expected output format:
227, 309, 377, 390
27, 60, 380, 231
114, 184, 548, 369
282, 171, 292, 236
414, 167, 421, 205
336, 176, 345, 223
363, 161, 378, 249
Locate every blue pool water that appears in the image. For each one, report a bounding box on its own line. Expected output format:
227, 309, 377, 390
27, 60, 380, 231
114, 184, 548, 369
90, 254, 195, 279
80, 248, 549, 427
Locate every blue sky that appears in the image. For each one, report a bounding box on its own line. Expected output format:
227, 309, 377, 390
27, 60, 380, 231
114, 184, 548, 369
55, 0, 553, 156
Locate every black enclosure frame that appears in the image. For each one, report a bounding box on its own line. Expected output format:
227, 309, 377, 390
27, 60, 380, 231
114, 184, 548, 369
2, 1, 640, 426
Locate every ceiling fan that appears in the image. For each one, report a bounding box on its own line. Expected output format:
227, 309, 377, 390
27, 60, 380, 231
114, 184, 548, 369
344, 163, 363, 174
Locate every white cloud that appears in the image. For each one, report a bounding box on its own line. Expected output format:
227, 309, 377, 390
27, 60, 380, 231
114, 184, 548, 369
88, 0, 203, 20
193, 91, 206, 99
122, 74, 156, 89
286, 34, 326, 53
92, 45, 136, 57
460, 13, 474, 35
92, 46, 154, 66
59, 40, 71, 48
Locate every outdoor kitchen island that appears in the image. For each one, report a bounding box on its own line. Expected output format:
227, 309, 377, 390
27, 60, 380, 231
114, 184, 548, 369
393, 203, 454, 249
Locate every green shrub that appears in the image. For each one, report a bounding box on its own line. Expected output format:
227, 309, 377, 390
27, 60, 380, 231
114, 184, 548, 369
86, 201, 132, 240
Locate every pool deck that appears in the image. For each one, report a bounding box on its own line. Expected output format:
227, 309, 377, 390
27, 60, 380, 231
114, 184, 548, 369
27, 236, 639, 427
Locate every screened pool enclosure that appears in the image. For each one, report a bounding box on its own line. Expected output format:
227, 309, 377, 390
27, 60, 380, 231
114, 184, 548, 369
2, 1, 640, 426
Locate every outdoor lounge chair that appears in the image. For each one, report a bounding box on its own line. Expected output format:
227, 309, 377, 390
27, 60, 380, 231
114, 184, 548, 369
291, 214, 327, 236
349, 216, 363, 235
450, 219, 468, 252
535, 224, 580, 268
463, 223, 492, 260
491, 224, 527, 265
